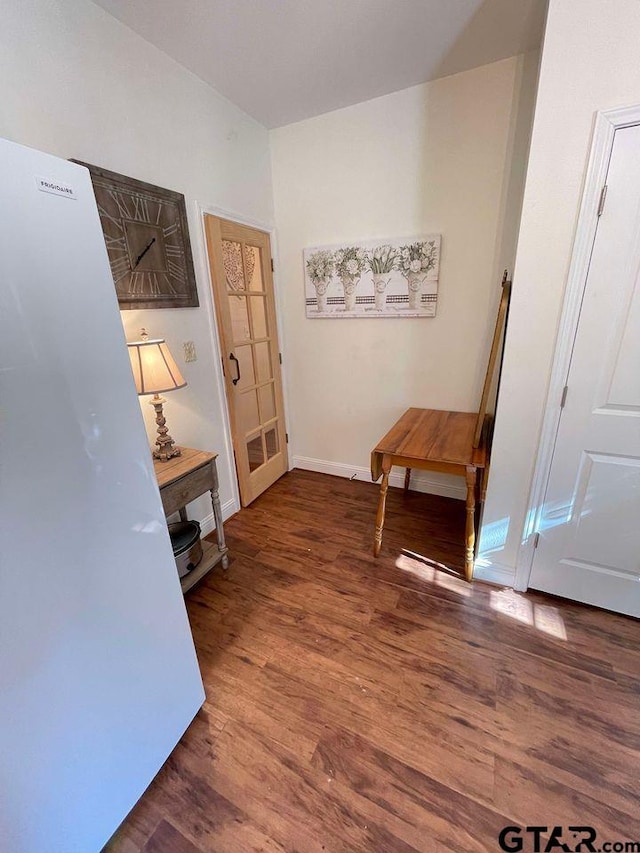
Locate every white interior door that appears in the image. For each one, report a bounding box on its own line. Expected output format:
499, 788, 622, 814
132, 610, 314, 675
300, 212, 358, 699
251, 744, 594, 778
530, 123, 640, 617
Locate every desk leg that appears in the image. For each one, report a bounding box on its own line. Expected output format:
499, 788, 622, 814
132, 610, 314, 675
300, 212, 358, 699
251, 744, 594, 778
404, 468, 411, 493
210, 460, 229, 570
374, 456, 391, 557
464, 466, 477, 582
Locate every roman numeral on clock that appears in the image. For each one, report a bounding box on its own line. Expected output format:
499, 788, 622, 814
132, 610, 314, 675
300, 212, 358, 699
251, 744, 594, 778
132, 271, 161, 295
105, 234, 126, 250
132, 195, 150, 222
109, 191, 132, 220
167, 259, 186, 283
149, 272, 161, 295
162, 273, 176, 294
98, 205, 124, 232
110, 255, 131, 283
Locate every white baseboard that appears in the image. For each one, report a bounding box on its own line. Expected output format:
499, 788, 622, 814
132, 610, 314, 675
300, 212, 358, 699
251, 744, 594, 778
199, 497, 238, 538
473, 558, 516, 587
292, 454, 466, 500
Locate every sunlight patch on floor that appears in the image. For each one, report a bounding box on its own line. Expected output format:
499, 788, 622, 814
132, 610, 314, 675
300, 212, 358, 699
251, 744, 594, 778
533, 603, 568, 640
490, 588, 567, 640
436, 571, 472, 597
394, 554, 567, 637
490, 588, 534, 625
396, 552, 471, 597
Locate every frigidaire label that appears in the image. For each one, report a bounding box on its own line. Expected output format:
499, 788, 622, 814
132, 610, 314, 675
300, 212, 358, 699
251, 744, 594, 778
35, 176, 77, 199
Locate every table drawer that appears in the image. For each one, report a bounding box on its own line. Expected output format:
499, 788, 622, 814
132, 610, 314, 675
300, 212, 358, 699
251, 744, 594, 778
160, 463, 212, 516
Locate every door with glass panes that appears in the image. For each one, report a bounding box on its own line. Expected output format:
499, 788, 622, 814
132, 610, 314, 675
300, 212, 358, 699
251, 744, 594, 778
205, 216, 288, 506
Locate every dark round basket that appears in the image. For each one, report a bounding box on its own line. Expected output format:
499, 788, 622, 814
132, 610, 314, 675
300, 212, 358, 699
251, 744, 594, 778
168, 520, 203, 578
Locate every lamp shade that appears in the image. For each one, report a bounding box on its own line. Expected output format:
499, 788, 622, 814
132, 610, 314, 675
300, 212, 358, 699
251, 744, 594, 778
127, 337, 186, 396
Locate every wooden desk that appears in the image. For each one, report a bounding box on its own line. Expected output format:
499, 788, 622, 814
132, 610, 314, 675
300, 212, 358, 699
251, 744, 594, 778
154, 447, 229, 594
371, 408, 487, 581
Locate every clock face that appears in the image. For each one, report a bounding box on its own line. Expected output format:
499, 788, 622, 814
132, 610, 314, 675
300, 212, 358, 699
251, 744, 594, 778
73, 162, 199, 309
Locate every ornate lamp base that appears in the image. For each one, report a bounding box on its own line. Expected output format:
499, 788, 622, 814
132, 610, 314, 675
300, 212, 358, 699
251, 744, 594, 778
149, 394, 181, 462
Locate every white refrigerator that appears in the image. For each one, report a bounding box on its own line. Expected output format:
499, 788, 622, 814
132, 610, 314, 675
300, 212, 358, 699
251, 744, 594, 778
0, 138, 206, 852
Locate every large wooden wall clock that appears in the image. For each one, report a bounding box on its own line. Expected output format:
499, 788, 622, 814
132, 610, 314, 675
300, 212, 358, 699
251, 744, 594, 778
72, 161, 199, 309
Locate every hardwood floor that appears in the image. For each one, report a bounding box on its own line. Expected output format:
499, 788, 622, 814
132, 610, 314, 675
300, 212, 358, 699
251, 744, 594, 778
106, 470, 640, 852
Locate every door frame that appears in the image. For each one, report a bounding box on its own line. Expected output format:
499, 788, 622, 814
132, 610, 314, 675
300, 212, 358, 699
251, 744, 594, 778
195, 201, 293, 511
514, 103, 640, 591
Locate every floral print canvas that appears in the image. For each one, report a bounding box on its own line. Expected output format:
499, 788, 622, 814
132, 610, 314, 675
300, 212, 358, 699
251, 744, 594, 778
303, 235, 441, 318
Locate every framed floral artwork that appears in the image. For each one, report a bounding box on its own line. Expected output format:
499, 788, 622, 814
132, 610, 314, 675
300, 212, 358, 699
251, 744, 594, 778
303, 235, 441, 318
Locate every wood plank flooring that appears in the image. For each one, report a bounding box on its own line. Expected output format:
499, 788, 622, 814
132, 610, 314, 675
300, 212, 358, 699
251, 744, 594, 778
106, 470, 640, 852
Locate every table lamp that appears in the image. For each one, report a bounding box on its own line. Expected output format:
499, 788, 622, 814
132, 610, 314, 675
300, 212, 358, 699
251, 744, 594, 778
127, 329, 187, 461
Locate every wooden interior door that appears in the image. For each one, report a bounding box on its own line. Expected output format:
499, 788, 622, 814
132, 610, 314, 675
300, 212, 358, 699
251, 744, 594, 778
205, 216, 288, 506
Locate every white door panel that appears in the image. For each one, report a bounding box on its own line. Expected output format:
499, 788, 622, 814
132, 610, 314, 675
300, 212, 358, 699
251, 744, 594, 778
530, 123, 640, 616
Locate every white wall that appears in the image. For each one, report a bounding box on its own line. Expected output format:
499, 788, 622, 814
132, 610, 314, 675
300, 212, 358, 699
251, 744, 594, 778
0, 0, 274, 526
270, 54, 538, 497
478, 0, 640, 585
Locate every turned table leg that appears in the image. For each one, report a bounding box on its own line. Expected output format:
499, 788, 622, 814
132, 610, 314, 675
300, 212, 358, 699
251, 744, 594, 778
464, 466, 477, 582
210, 460, 229, 570
404, 467, 412, 493
374, 456, 391, 557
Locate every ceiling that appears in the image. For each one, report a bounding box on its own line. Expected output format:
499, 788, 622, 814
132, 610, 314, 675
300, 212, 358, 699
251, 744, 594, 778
92, 0, 547, 129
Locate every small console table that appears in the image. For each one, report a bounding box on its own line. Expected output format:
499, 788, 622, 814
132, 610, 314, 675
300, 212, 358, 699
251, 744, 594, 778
154, 446, 229, 594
